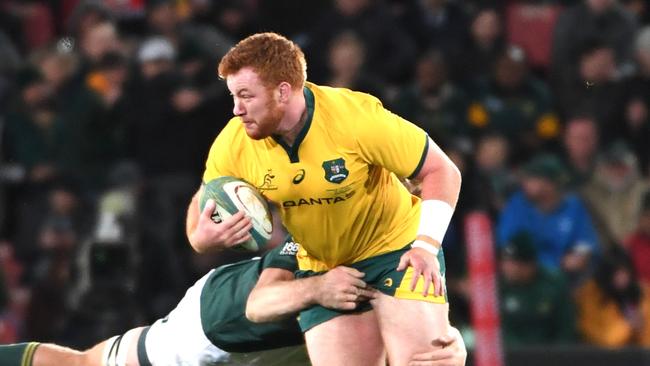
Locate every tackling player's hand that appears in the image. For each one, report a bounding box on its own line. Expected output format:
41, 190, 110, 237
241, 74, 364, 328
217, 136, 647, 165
397, 247, 444, 297
314, 267, 377, 310
189, 199, 253, 251
409, 327, 467, 366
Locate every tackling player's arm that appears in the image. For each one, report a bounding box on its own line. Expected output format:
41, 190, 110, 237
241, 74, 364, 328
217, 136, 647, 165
246, 267, 376, 323
185, 185, 253, 253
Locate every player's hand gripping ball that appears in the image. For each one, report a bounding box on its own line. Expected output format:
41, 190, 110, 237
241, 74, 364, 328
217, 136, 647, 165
199, 176, 273, 251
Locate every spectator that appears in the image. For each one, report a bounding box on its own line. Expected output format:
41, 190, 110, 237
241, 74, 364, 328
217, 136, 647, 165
497, 154, 599, 282
621, 0, 649, 24
620, 96, 650, 176
83, 51, 133, 164
79, 21, 121, 67
173, 41, 233, 177
575, 248, 650, 347
466, 46, 560, 163
473, 133, 517, 217
146, 0, 233, 62
32, 46, 80, 95
581, 141, 649, 246
146, 0, 180, 39
52, 49, 117, 192
0, 30, 21, 108
453, 7, 505, 85
209, 0, 259, 41
392, 50, 469, 146
562, 114, 600, 189
624, 192, 650, 286
4, 66, 62, 186
2, 64, 68, 263
557, 40, 627, 142
66, 20, 124, 178
499, 231, 576, 347
66, 0, 114, 42
122, 36, 198, 305
24, 181, 86, 341
551, 0, 637, 95
325, 31, 386, 100
305, 0, 417, 84
620, 26, 650, 175
397, 0, 469, 58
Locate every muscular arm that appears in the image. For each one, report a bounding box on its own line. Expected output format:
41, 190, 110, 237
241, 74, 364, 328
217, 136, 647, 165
246, 268, 319, 323
413, 137, 461, 207
397, 138, 461, 296
246, 266, 375, 323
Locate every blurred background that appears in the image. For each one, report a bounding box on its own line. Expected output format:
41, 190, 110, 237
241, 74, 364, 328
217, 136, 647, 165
0, 0, 649, 365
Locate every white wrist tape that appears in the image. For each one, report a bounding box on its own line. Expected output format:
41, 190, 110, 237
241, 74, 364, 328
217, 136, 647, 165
412, 240, 440, 256
418, 199, 454, 245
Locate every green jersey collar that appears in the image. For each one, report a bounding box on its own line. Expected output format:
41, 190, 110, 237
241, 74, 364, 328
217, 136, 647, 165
273, 86, 315, 163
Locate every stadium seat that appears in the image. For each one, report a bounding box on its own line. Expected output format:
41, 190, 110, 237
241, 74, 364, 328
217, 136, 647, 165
506, 3, 563, 70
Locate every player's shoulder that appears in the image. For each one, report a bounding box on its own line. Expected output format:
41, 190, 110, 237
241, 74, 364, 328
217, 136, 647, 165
307, 82, 382, 110
210, 117, 252, 153
219, 116, 247, 139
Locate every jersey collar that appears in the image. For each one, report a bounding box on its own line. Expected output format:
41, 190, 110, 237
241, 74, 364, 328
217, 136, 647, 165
272, 86, 315, 163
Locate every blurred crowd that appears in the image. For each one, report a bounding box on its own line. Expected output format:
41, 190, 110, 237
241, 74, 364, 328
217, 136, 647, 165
0, 0, 649, 351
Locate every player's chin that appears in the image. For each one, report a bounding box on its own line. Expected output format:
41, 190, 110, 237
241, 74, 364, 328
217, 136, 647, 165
245, 131, 268, 140
243, 125, 265, 140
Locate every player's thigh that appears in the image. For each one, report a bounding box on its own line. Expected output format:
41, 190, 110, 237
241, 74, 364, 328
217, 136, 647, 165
304, 310, 385, 366
372, 293, 450, 366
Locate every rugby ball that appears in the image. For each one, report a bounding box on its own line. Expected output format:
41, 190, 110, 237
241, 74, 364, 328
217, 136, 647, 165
199, 176, 273, 251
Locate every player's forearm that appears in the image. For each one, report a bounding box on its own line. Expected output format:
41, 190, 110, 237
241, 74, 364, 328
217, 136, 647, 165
246, 277, 320, 323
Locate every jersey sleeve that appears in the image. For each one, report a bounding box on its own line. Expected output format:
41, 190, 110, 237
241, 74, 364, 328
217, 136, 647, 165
262, 235, 299, 271
354, 97, 429, 179
202, 119, 240, 183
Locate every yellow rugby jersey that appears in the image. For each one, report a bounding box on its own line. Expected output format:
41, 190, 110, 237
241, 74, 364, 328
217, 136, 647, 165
203, 82, 428, 271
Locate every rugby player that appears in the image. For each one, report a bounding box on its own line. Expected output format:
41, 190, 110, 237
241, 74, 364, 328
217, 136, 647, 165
0, 239, 466, 366
186, 32, 462, 365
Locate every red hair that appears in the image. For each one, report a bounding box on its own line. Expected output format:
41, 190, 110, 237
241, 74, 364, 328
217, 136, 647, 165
218, 32, 307, 88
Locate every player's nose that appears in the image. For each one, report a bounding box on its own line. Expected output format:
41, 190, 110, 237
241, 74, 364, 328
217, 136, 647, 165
233, 99, 246, 116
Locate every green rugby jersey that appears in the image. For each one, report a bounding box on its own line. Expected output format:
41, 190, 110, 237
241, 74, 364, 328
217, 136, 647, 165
200, 240, 303, 352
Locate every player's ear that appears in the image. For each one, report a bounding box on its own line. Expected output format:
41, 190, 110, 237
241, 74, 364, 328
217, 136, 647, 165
278, 82, 292, 104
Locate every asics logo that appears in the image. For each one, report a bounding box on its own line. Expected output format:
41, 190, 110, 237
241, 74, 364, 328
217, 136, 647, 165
293, 169, 305, 184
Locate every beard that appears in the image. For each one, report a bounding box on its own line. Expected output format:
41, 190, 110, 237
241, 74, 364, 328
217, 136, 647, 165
244, 97, 284, 140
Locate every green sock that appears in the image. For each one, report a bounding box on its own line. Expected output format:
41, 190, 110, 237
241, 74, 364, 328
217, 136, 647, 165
0, 342, 40, 366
